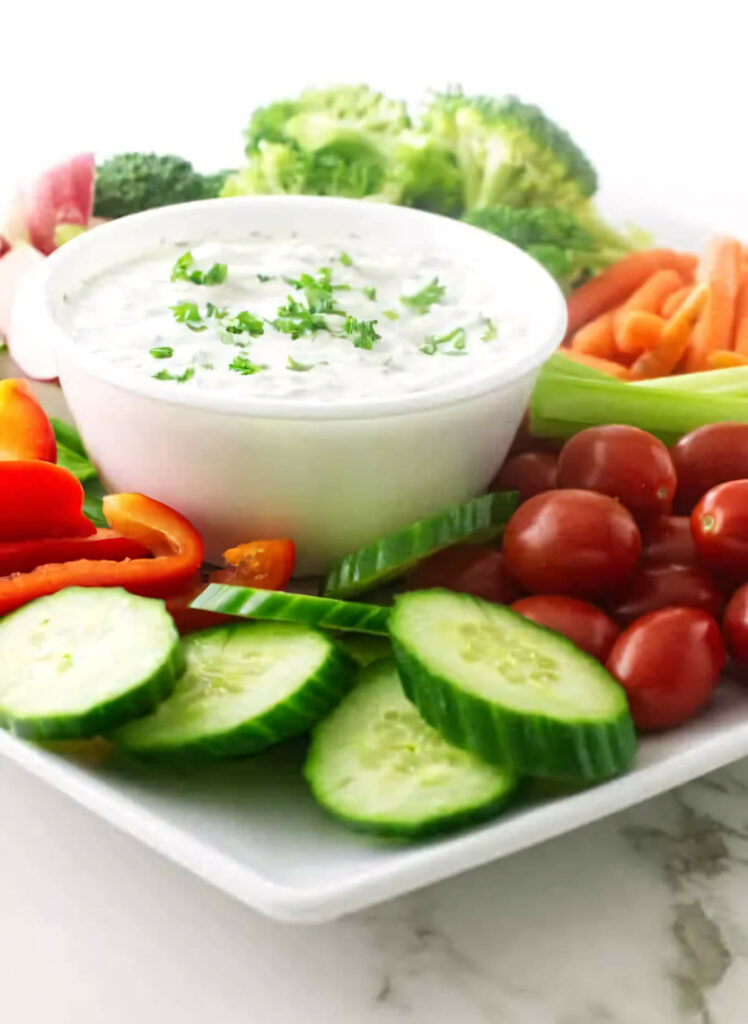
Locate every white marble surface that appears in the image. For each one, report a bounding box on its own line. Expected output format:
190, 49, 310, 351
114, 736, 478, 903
4, 2, 748, 1021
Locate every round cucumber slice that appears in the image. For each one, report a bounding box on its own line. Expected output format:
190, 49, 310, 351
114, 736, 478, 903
0, 587, 183, 740
321, 491, 519, 600
390, 590, 636, 782
112, 621, 356, 759
191, 584, 391, 635
305, 660, 517, 837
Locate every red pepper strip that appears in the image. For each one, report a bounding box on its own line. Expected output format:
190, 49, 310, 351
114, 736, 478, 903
0, 528, 149, 575
164, 574, 235, 635
0, 379, 56, 461
0, 492, 204, 616
216, 538, 296, 590
0, 461, 95, 540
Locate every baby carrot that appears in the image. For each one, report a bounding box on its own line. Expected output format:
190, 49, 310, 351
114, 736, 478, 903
570, 312, 616, 358
566, 250, 697, 337
733, 268, 748, 355
660, 285, 692, 319
686, 237, 742, 372
630, 285, 709, 379
707, 351, 748, 369
612, 269, 683, 350
559, 349, 631, 379
618, 311, 665, 355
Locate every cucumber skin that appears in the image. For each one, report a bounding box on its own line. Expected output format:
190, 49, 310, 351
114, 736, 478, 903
114, 627, 357, 761
0, 640, 184, 742
391, 632, 637, 784
321, 491, 519, 600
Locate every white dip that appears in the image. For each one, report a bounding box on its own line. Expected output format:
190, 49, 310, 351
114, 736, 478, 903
64, 233, 529, 402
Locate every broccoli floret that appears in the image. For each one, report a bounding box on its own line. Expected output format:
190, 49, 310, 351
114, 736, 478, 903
392, 131, 463, 217
93, 154, 225, 218
465, 205, 632, 293
422, 91, 597, 213
221, 143, 308, 197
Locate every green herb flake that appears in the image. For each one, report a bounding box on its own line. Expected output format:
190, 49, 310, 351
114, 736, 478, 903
382, 309, 400, 321
152, 366, 196, 383
170, 301, 207, 331
420, 326, 467, 356
287, 355, 328, 372
228, 354, 267, 376
170, 250, 227, 286
400, 277, 446, 316
339, 251, 353, 267
221, 310, 265, 339
362, 285, 377, 301
257, 273, 275, 282
343, 316, 381, 351
149, 346, 174, 359
481, 318, 498, 342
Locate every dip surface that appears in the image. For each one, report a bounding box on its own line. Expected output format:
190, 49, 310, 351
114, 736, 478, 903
64, 232, 529, 402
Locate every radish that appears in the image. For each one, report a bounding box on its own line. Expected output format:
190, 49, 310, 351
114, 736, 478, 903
25, 153, 95, 255
0, 244, 56, 380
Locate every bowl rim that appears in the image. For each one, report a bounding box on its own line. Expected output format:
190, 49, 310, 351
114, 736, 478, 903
31, 195, 568, 421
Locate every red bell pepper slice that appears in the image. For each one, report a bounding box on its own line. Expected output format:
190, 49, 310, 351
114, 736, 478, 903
0, 529, 149, 575
213, 538, 296, 590
164, 574, 235, 635
0, 379, 56, 462
0, 461, 95, 540
0, 492, 204, 616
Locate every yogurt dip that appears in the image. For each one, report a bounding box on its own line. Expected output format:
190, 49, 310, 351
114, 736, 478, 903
63, 232, 529, 402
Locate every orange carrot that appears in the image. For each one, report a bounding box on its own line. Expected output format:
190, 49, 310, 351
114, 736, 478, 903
612, 269, 683, 349
618, 311, 665, 355
660, 285, 692, 319
559, 349, 632, 379
570, 312, 616, 358
707, 351, 748, 369
733, 268, 748, 355
630, 285, 709, 380
685, 237, 742, 372
566, 250, 697, 337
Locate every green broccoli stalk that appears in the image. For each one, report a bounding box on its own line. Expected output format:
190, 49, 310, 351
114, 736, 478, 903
93, 154, 230, 218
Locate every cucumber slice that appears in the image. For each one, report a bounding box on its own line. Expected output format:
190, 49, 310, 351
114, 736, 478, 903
0, 587, 182, 740
334, 633, 392, 666
112, 621, 355, 759
321, 491, 518, 599
305, 660, 517, 837
390, 590, 636, 782
191, 584, 391, 635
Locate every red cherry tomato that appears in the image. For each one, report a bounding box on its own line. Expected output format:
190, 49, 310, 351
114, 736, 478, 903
606, 607, 725, 731
724, 584, 748, 664
511, 594, 620, 662
502, 489, 641, 598
491, 452, 558, 503
641, 516, 698, 567
556, 425, 676, 524
691, 480, 748, 579
671, 422, 748, 513
607, 563, 724, 626
407, 544, 521, 604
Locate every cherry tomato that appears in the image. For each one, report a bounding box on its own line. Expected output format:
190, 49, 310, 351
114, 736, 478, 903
671, 422, 748, 513
607, 563, 724, 626
641, 516, 698, 567
511, 594, 619, 662
502, 489, 641, 598
556, 425, 676, 524
606, 607, 725, 730
724, 584, 748, 664
407, 544, 521, 604
691, 481, 748, 579
164, 574, 235, 635
213, 538, 296, 590
491, 452, 558, 503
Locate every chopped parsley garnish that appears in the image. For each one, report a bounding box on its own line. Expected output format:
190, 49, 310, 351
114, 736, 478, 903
149, 346, 174, 359
481, 317, 498, 342
170, 301, 207, 332
284, 266, 345, 316
287, 355, 328, 372
205, 302, 229, 319
400, 277, 446, 316
343, 316, 380, 350
152, 366, 195, 383
273, 294, 329, 338
420, 326, 467, 355
257, 273, 275, 282
170, 251, 228, 286
228, 354, 267, 375
219, 310, 265, 342
382, 309, 399, 321
362, 285, 377, 301
339, 251, 353, 266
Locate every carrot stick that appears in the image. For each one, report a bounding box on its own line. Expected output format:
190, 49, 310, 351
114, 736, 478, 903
566, 250, 697, 337
559, 349, 632, 379
707, 351, 748, 369
612, 269, 683, 351
660, 285, 692, 319
685, 237, 742, 372
570, 312, 616, 358
630, 285, 709, 380
618, 311, 665, 355
733, 268, 748, 355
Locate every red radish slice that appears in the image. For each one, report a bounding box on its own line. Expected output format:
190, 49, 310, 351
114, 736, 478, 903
0, 237, 10, 259
26, 153, 95, 255
1, 245, 57, 380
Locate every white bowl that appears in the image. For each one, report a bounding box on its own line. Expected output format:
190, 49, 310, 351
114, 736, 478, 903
12, 196, 566, 574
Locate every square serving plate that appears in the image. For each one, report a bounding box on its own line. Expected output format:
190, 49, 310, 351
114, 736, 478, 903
2, 200, 745, 924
